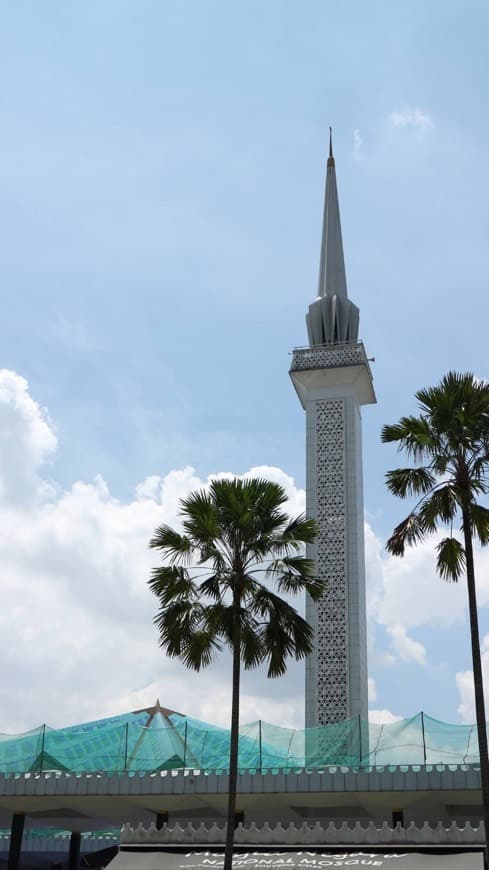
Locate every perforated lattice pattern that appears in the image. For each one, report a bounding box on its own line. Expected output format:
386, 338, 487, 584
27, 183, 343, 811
315, 399, 348, 724
290, 344, 366, 372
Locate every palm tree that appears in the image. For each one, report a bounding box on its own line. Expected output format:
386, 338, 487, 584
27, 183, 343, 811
382, 371, 489, 868
148, 476, 322, 870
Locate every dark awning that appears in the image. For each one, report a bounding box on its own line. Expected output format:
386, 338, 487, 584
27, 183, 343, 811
109, 848, 484, 869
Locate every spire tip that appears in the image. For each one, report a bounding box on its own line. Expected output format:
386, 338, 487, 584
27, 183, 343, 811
328, 127, 334, 166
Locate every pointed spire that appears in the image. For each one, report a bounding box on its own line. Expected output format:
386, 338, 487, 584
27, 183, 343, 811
306, 134, 360, 346
317, 128, 348, 300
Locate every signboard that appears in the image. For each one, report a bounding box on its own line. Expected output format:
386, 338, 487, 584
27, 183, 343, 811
111, 849, 483, 869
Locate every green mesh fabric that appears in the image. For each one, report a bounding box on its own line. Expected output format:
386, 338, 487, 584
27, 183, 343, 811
0, 711, 483, 774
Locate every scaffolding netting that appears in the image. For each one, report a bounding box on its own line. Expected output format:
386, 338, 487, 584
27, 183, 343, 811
0, 709, 484, 774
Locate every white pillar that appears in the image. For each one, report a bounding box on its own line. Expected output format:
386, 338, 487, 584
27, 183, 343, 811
290, 342, 375, 727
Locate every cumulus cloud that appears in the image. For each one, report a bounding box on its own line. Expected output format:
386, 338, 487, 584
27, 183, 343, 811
368, 709, 403, 725
2, 368, 486, 735
0, 370, 57, 506
386, 624, 426, 665
0, 370, 309, 732
367, 678, 404, 725
364, 519, 488, 635
388, 108, 434, 130
363, 509, 489, 720
364, 511, 489, 723
456, 634, 489, 723
200, 691, 302, 730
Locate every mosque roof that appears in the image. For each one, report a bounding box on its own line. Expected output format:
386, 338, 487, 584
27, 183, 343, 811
0, 704, 484, 775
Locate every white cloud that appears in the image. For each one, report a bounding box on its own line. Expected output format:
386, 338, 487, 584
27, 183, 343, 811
368, 709, 403, 724
353, 128, 363, 160
388, 108, 434, 130
367, 673, 404, 726
365, 512, 489, 695
365, 519, 489, 722
456, 634, 489, 723
368, 677, 377, 703
200, 691, 303, 730
4, 368, 489, 735
364, 520, 488, 635
0, 369, 57, 506
386, 624, 426, 665
0, 370, 308, 733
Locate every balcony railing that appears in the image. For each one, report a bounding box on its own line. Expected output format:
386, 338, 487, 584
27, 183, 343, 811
290, 341, 372, 377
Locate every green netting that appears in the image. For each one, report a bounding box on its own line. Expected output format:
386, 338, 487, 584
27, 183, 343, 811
0, 711, 483, 774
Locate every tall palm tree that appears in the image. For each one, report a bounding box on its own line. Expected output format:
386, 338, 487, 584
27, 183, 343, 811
382, 371, 489, 868
148, 477, 322, 870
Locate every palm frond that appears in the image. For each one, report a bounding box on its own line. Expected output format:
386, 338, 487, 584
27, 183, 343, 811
470, 455, 489, 486
431, 453, 450, 476
202, 602, 233, 641
149, 525, 192, 563
288, 611, 315, 660
261, 604, 314, 677
381, 416, 434, 460
199, 574, 226, 602
239, 573, 262, 600
297, 574, 326, 601
180, 489, 221, 546
465, 478, 489, 498
266, 554, 313, 577
211, 478, 288, 538
246, 585, 288, 619
153, 598, 224, 670
180, 630, 223, 670
198, 544, 228, 573
279, 515, 319, 546
418, 485, 458, 531
260, 621, 295, 677
386, 512, 426, 556
240, 617, 266, 669
265, 557, 325, 600
261, 518, 318, 563
148, 565, 196, 604
385, 467, 436, 499
153, 599, 204, 656
469, 503, 489, 546
435, 536, 465, 582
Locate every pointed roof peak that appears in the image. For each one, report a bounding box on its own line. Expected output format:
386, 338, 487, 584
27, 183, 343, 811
306, 139, 360, 345
317, 133, 347, 299
328, 126, 334, 165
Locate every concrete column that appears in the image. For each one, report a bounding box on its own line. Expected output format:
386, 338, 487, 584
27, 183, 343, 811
290, 344, 375, 728
7, 813, 25, 870
68, 831, 81, 870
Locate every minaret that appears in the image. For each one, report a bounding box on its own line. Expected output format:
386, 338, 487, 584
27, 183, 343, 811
290, 132, 376, 727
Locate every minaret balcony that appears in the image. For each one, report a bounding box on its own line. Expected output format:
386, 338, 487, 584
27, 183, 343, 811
289, 341, 376, 408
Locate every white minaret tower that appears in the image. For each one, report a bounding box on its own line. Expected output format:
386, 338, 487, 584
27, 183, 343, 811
290, 132, 376, 727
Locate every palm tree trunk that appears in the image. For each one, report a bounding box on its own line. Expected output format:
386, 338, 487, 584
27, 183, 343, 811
224, 586, 242, 870
462, 507, 489, 870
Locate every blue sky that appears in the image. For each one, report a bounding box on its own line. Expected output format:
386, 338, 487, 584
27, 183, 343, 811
1, 0, 489, 732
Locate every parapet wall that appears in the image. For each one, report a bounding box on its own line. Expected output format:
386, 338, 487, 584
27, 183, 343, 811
121, 821, 485, 846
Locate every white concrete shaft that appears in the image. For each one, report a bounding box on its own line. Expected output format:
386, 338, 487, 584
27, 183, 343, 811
305, 387, 367, 726
290, 348, 374, 727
